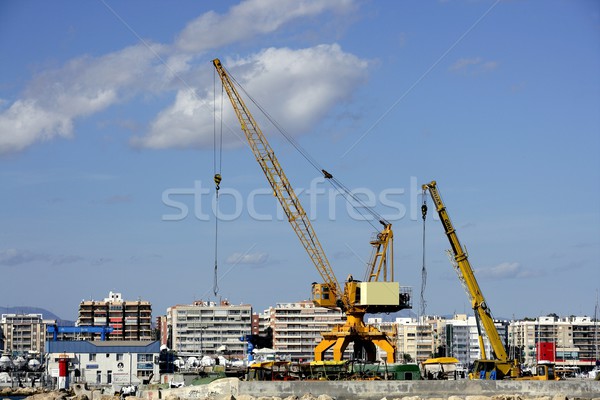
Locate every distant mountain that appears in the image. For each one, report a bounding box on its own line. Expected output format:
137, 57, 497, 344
0, 306, 75, 326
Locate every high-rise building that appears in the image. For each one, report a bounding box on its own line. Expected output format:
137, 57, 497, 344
442, 315, 481, 366
77, 291, 152, 341
265, 300, 346, 362
1, 313, 54, 356
166, 300, 253, 358
440, 314, 509, 368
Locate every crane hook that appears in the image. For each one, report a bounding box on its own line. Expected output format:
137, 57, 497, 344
214, 173, 222, 190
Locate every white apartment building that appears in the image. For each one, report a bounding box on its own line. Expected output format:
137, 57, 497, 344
442, 315, 481, 366
509, 315, 600, 369
442, 314, 509, 367
264, 301, 346, 362
392, 318, 419, 361
1, 313, 55, 356
166, 300, 252, 358
369, 316, 439, 364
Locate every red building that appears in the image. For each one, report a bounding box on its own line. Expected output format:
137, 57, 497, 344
537, 341, 556, 362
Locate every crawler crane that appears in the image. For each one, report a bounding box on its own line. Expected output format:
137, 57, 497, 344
212, 58, 411, 363
421, 181, 520, 379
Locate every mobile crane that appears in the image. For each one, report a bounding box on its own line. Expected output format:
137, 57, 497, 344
213, 58, 411, 363
421, 181, 520, 379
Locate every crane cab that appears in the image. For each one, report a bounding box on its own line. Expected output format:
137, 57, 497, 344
312, 283, 338, 308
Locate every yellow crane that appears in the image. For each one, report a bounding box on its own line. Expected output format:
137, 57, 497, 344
213, 58, 410, 363
421, 181, 520, 379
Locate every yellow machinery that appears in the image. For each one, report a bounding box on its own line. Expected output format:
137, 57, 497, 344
421, 181, 520, 379
213, 58, 410, 363
515, 361, 557, 381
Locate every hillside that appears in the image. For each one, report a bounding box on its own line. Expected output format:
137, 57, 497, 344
0, 306, 75, 326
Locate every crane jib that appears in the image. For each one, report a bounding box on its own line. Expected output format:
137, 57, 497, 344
211, 58, 340, 295
423, 181, 510, 369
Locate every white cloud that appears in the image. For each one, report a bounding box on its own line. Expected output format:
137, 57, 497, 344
449, 57, 498, 74
0, 0, 360, 155
51, 254, 84, 266
226, 252, 269, 265
0, 248, 47, 266
134, 44, 369, 149
482, 61, 498, 71
0, 248, 83, 267
175, 0, 355, 53
0, 44, 165, 155
130, 88, 215, 149
474, 261, 538, 280
0, 100, 73, 153
450, 57, 482, 71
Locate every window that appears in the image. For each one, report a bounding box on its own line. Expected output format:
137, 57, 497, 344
89, 354, 97, 361
137, 354, 153, 362
107, 370, 112, 384
116, 354, 124, 361
137, 370, 153, 378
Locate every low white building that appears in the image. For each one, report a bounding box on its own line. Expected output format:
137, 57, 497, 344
46, 340, 160, 386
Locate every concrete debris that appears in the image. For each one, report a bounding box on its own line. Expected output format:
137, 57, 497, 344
316, 395, 334, 400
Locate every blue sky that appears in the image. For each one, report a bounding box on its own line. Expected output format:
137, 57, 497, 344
1, 0, 599, 321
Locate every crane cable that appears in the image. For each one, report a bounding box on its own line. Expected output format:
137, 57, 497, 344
212, 69, 224, 298
226, 69, 386, 231
420, 190, 428, 319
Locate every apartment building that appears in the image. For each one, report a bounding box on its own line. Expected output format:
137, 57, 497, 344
167, 300, 252, 358
77, 291, 152, 341
265, 301, 346, 362
369, 316, 439, 364
509, 315, 600, 369
441, 315, 479, 366
440, 314, 510, 367
1, 313, 54, 356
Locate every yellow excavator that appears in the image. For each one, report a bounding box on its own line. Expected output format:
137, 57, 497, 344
213, 58, 411, 363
